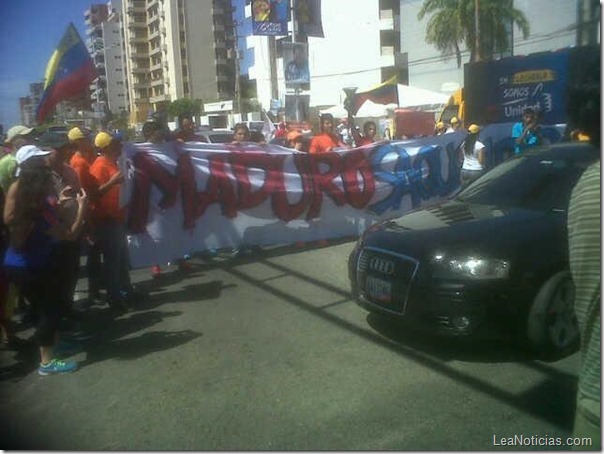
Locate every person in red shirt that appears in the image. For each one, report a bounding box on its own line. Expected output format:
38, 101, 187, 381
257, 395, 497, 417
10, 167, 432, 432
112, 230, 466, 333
353, 121, 377, 146
68, 126, 103, 301
89, 132, 135, 312
309, 114, 346, 154
274, 122, 288, 139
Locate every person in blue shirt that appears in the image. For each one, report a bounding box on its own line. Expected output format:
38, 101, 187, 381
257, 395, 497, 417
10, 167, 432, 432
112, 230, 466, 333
511, 107, 542, 154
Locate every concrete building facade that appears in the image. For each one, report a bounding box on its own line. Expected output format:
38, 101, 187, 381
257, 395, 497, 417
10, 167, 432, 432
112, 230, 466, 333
121, 0, 236, 126
85, 2, 129, 120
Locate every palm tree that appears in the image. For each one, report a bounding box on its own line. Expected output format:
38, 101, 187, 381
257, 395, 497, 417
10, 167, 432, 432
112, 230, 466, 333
418, 0, 530, 67
418, 0, 465, 68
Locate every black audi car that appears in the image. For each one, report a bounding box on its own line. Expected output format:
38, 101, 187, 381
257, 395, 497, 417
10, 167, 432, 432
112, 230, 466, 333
348, 142, 599, 356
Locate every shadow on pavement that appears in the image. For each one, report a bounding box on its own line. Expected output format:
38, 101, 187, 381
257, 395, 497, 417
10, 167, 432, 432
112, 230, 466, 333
366, 313, 532, 363
137, 280, 233, 310
80, 328, 202, 366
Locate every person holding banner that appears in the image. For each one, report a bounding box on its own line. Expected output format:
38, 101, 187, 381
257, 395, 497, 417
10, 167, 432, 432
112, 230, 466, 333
353, 121, 377, 147
232, 123, 251, 144
460, 124, 486, 187
309, 114, 346, 154
90, 132, 135, 313
174, 114, 206, 143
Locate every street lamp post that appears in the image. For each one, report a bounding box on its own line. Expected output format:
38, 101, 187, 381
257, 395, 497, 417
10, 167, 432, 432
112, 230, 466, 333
343, 86, 357, 144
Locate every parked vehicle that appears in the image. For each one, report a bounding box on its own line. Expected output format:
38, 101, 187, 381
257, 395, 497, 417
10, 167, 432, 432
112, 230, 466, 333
196, 130, 235, 143
348, 141, 598, 356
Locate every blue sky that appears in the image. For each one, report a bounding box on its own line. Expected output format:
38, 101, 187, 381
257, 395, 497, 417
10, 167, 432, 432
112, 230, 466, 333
0, 0, 91, 130
0, 0, 255, 131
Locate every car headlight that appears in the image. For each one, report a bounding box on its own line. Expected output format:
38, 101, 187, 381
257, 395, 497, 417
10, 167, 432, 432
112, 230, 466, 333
431, 252, 510, 280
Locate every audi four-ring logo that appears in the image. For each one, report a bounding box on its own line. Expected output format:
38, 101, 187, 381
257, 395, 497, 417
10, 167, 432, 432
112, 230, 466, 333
369, 257, 395, 275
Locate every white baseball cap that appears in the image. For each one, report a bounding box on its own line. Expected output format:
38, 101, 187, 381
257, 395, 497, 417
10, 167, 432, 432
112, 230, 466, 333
15, 145, 51, 176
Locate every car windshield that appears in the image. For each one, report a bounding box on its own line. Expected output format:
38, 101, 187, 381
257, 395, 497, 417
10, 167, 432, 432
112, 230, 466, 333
456, 151, 594, 212
207, 133, 235, 143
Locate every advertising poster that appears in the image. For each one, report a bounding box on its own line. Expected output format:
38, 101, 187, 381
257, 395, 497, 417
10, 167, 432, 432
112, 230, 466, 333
285, 93, 310, 121
283, 42, 310, 89
296, 0, 324, 38
465, 49, 570, 125
252, 0, 289, 36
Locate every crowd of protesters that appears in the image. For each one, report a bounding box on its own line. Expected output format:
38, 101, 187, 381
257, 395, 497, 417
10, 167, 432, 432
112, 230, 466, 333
0, 107, 583, 377
0, 123, 147, 376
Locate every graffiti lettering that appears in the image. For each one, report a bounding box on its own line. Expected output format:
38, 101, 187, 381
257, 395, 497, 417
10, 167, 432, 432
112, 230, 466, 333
127, 147, 379, 230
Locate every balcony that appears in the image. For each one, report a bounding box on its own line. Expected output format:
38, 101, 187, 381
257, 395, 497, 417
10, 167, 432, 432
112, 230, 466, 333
150, 45, 161, 56
147, 0, 158, 7
149, 29, 160, 39
127, 20, 146, 29
150, 62, 162, 71
380, 46, 396, 67
129, 34, 147, 43
150, 93, 171, 104
131, 64, 150, 73
131, 48, 149, 58
379, 9, 400, 31
126, 2, 145, 14
132, 81, 151, 89
150, 78, 164, 87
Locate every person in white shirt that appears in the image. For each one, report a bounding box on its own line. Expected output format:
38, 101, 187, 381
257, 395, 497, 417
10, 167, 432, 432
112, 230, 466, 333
461, 124, 486, 186
445, 116, 461, 133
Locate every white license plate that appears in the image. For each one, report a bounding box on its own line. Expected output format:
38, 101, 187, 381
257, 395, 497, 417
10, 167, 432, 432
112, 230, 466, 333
366, 276, 392, 303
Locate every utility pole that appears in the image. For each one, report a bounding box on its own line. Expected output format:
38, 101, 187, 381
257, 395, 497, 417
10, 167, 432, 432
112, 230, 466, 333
233, 20, 242, 115
474, 0, 482, 62
291, 0, 301, 122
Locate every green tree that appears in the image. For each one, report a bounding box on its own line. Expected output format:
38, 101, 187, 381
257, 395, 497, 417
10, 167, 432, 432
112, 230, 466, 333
418, 0, 530, 67
168, 98, 203, 119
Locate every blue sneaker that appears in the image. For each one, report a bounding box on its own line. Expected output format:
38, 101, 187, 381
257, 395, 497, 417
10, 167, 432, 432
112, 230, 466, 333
38, 359, 78, 376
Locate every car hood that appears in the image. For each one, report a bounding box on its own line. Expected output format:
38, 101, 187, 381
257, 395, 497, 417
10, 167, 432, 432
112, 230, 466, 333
362, 199, 562, 260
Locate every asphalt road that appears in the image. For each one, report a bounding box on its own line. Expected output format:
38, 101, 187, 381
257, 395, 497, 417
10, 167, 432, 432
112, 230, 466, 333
0, 239, 581, 450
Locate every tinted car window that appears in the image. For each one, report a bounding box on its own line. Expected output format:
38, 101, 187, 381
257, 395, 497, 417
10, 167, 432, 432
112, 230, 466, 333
457, 151, 594, 212
204, 133, 234, 143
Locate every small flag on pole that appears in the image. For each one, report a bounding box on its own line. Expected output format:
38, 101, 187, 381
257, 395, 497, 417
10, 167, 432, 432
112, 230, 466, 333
351, 76, 398, 116
36, 23, 98, 124
262, 110, 276, 142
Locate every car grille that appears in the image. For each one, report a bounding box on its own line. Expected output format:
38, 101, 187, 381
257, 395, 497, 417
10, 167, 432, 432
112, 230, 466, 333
356, 247, 419, 315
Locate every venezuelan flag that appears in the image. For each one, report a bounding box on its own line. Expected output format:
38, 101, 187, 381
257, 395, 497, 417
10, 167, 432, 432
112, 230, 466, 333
36, 23, 97, 124
351, 75, 398, 115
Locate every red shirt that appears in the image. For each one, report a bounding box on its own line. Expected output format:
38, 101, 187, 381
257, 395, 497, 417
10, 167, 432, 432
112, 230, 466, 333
70, 153, 99, 197
90, 155, 124, 221
309, 133, 345, 154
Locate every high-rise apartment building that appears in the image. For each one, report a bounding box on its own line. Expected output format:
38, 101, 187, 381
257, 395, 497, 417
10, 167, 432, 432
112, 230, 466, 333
19, 83, 44, 126
85, 2, 129, 120
121, 0, 236, 126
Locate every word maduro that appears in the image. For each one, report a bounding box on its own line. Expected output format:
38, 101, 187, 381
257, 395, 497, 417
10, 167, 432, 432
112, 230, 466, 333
127, 143, 461, 233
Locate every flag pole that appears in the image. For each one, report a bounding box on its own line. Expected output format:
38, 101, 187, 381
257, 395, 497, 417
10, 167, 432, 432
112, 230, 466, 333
291, 0, 301, 122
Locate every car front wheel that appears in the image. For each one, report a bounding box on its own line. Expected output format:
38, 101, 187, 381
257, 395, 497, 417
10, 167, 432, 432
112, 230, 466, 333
525, 271, 580, 357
